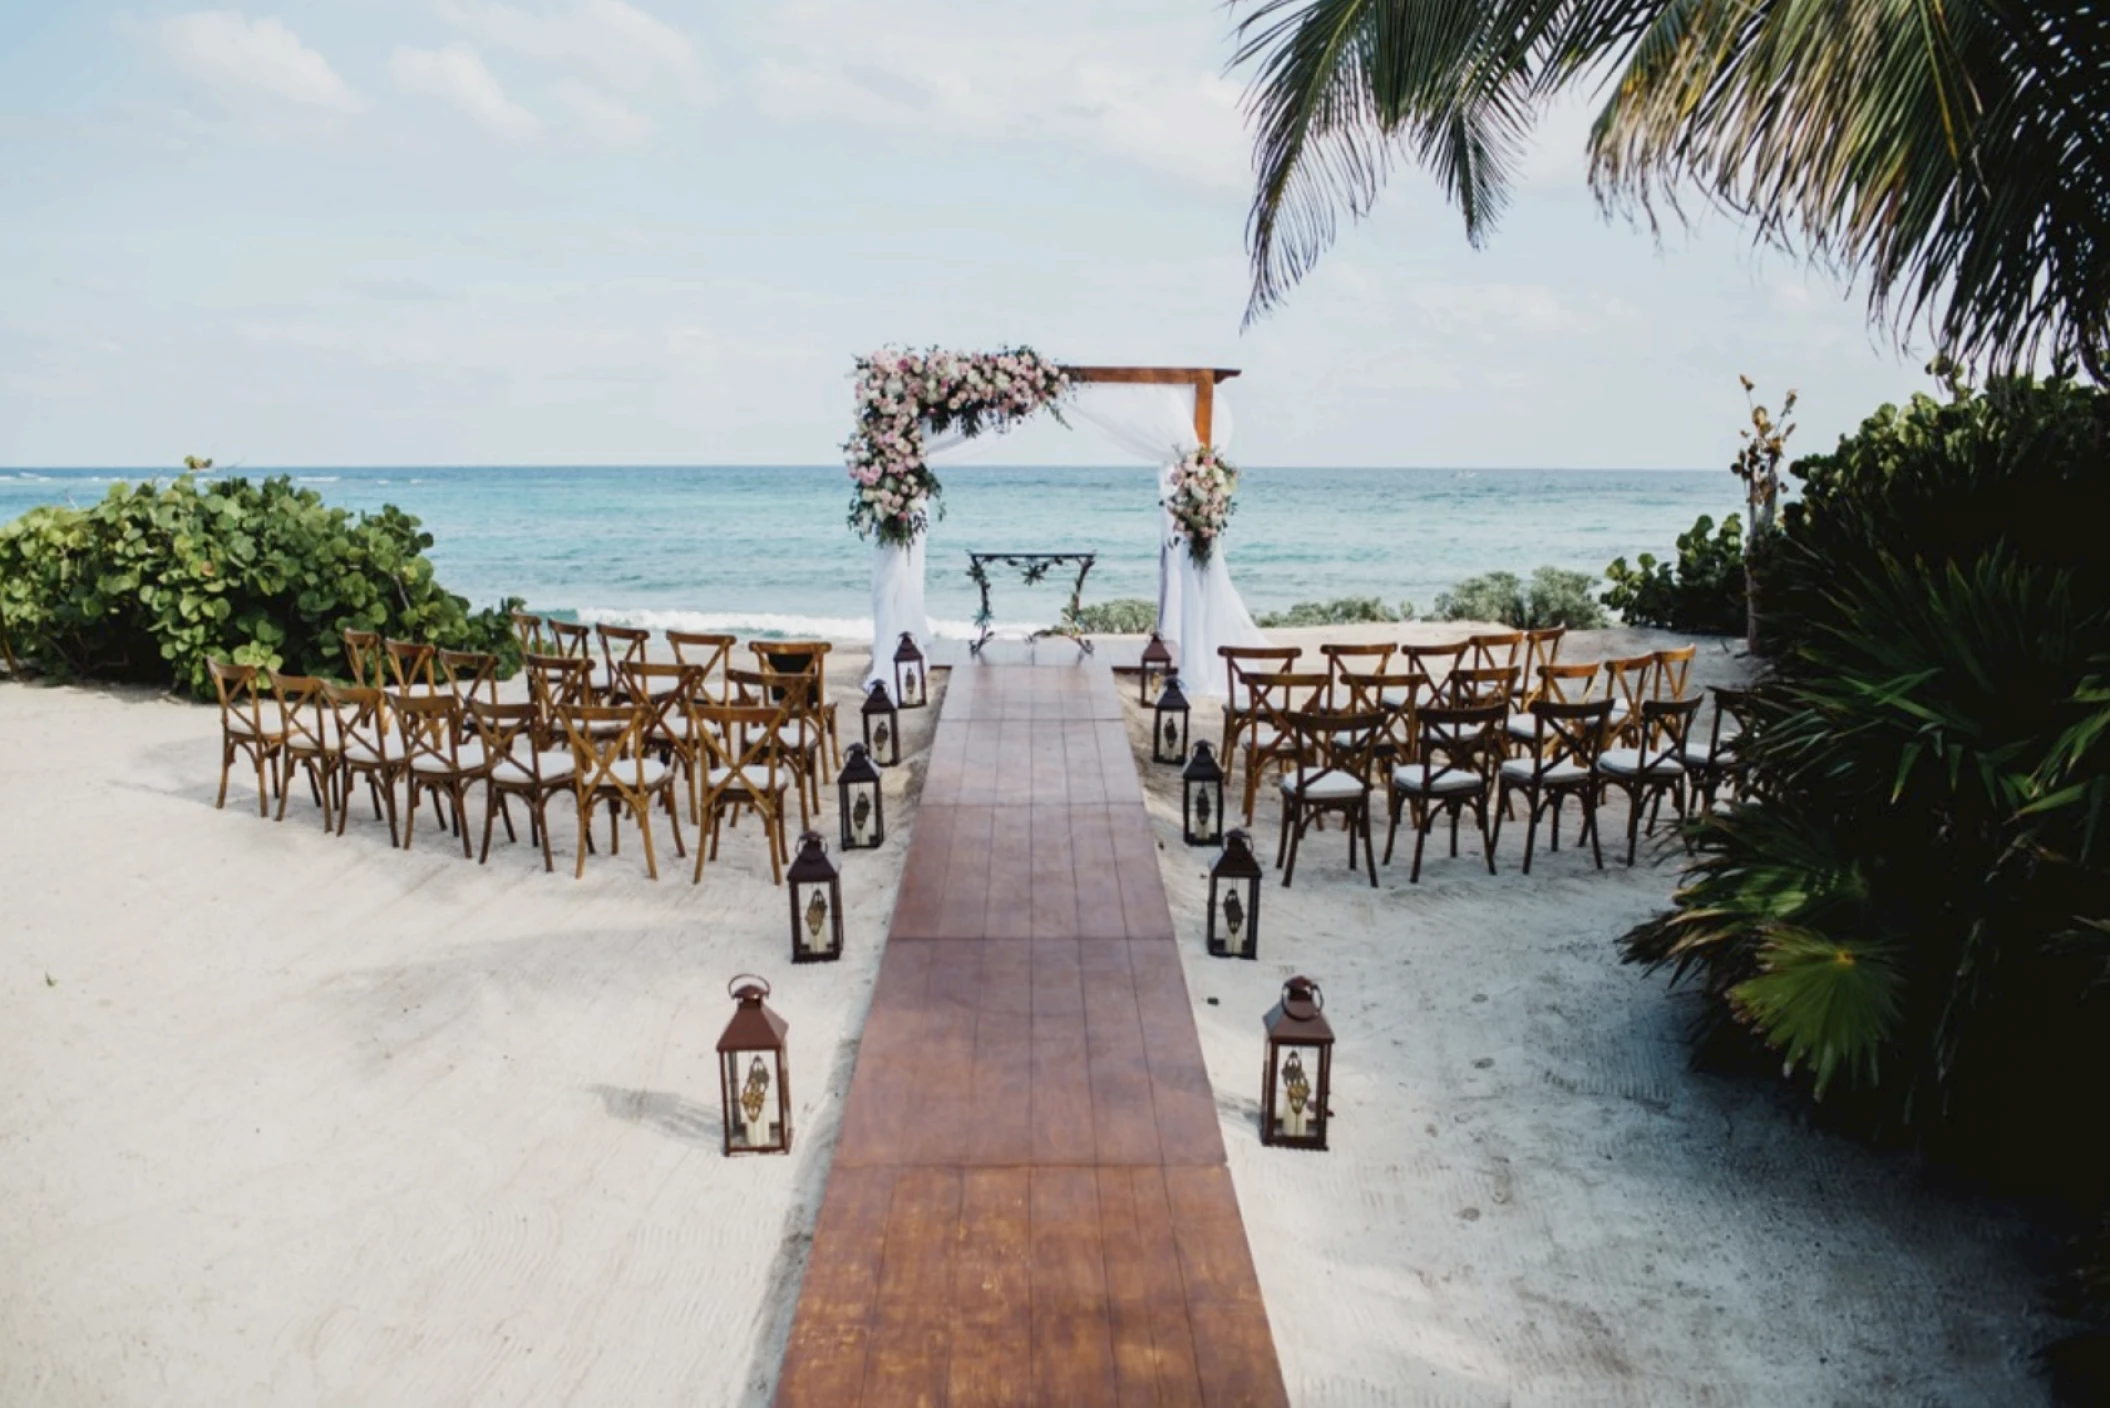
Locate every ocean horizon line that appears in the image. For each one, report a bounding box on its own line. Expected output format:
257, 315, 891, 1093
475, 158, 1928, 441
0, 462, 1721, 477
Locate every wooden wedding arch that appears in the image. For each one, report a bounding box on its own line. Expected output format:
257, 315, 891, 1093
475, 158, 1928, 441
1061, 364, 1240, 445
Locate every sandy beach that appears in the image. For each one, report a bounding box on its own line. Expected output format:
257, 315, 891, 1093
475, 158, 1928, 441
0, 627, 2052, 1404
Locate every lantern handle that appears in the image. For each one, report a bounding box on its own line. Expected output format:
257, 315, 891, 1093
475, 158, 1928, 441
729, 973, 772, 1002
1282, 976, 1323, 1012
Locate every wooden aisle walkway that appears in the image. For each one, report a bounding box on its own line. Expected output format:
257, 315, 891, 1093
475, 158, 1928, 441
776, 659, 1288, 1407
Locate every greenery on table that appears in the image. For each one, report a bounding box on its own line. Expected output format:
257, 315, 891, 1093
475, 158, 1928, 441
0, 471, 520, 700
1431, 568, 1608, 630
1620, 372, 2110, 1395
1600, 514, 1746, 634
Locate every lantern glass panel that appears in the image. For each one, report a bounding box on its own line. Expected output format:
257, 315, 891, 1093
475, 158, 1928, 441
838, 744, 884, 850
1261, 976, 1334, 1150
1152, 675, 1192, 765
893, 633, 928, 709
788, 831, 846, 963
1206, 829, 1263, 959
1182, 741, 1225, 846
862, 683, 901, 767
724, 1046, 788, 1152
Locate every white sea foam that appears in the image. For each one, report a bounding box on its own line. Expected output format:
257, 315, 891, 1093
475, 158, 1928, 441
297, 476, 340, 484
574, 606, 1037, 642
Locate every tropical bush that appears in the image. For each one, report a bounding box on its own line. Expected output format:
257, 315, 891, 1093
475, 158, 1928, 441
1601, 513, 1746, 634
1255, 595, 1407, 628
0, 473, 520, 699
1070, 598, 1158, 634
1432, 567, 1607, 629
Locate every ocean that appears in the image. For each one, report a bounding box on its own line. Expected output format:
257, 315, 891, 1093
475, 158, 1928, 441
0, 465, 1733, 639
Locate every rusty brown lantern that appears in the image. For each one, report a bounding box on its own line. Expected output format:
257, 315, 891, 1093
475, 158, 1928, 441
787, 831, 845, 964
892, 632, 928, 709
1182, 740, 1225, 847
861, 679, 901, 767
717, 974, 792, 1155
1138, 631, 1174, 704
1207, 827, 1263, 959
837, 742, 884, 851
1151, 671, 1191, 765
1262, 976, 1334, 1151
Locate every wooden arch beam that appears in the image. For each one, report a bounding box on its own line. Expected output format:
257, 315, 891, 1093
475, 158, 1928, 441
1060, 365, 1242, 448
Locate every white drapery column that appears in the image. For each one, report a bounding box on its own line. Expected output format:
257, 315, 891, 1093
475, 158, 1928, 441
865, 426, 1005, 689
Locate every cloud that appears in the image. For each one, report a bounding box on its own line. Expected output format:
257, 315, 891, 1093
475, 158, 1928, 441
147, 11, 363, 114
389, 43, 541, 140
550, 78, 655, 145
437, 0, 709, 98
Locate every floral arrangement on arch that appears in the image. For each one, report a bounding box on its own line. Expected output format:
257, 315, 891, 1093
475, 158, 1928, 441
1164, 445, 1240, 567
845, 346, 1070, 546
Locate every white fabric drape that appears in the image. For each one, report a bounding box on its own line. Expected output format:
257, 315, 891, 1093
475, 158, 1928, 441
865, 425, 1013, 688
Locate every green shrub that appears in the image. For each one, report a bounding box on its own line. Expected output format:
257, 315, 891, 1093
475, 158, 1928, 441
1070, 598, 1158, 634
1255, 596, 1407, 628
0, 473, 520, 699
1431, 567, 1607, 629
1601, 513, 1745, 633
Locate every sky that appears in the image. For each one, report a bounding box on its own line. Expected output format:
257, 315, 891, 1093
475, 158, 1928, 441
0, 1, 1942, 470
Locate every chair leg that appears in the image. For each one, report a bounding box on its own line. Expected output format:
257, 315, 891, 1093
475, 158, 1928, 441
253, 748, 271, 818
1282, 806, 1307, 888
635, 799, 659, 880
1625, 787, 1643, 866
216, 740, 235, 810
1360, 803, 1377, 887
453, 784, 473, 858
662, 786, 687, 858
1584, 791, 1604, 870
381, 776, 401, 848
1383, 791, 1402, 865
1521, 792, 1541, 876
1478, 796, 1498, 875
403, 779, 420, 850
575, 801, 594, 879
479, 785, 499, 863
1410, 806, 1431, 884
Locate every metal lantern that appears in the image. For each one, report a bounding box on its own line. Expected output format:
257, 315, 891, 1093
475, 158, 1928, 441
892, 632, 928, 709
1262, 976, 1334, 1151
1152, 672, 1192, 765
1182, 740, 1226, 847
717, 974, 792, 1155
787, 831, 845, 964
1139, 631, 1174, 704
861, 680, 901, 767
1206, 828, 1263, 959
837, 742, 884, 851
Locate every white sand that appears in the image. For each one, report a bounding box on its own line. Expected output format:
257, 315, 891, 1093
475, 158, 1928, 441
0, 627, 2052, 1404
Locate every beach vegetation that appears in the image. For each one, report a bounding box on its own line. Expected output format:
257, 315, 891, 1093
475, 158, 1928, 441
0, 472, 520, 700
1432, 567, 1607, 630
1600, 513, 1745, 635
1255, 595, 1407, 628
1071, 598, 1158, 634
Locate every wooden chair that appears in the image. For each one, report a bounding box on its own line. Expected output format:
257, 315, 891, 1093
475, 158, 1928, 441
1217, 645, 1302, 785
1467, 631, 1525, 678
546, 618, 593, 658
1687, 686, 1756, 811
1275, 707, 1387, 888
1396, 640, 1469, 699
510, 610, 546, 655
466, 699, 574, 871
395, 693, 485, 857
382, 638, 441, 698
1338, 669, 1426, 767
622, 661, 705, 799
1518, 627, 1567, 699
667, 630, 737, 701
1318, 642, 1395, 707
731, 665, 824, 825
523, 652, 597, 741
1495, 698, 1614, 874
268, 671, 334, 829
438, 649, 500, 712
1237, 670, 1331, 825
1596, 696, 1704, 865
558, 704, 686, 880
1653, 645, 1697, 700
1602, 654, 1657, 745
691, 698, 796, 885
207, 658, 284, 817
1506, 661, 1602, 754
1385, 702, 1504, 883
342, 629, 384, 689
321, 681, 401, 845
1445, 664, 1517, 709
749, 641, 842, 775
597, 623, 651, 700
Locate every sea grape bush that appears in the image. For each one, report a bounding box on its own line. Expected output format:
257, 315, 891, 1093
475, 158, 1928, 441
1433, 567, 1607, 629
1600, 513, 1746, 634
0, 473, 519, 699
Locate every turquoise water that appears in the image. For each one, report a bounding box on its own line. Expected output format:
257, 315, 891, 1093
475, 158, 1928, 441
0, 465, 1733, 638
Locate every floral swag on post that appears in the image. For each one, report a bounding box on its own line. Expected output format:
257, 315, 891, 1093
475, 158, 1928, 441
845, 346, 1071, 547
1164, 445, 1240, 567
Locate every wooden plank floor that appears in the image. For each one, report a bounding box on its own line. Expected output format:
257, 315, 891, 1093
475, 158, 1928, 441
777, 661, 1288, 1408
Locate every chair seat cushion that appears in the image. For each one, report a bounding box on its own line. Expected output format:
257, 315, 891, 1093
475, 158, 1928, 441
1598, 748, 1684, 779
1499, 758, 1590, 785
342, 740, 390, 766
410, 741, 488, 776
1278, 767, 1368, 801
585, 757, 673, 789
491, 750, 575, 785
1392, 765, 1484, 796
1379, 687, 1415, 708
1243, 724, 1284, 753
1502, 712, 1538, 740
707, 765, 786, 795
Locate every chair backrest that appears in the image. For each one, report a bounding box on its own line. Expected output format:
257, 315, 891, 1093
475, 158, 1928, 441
1653, 645, 1697, 700
1447, 664, 1517, 709
666, 631, 737, 699
1636, 696, 1704, 769
1706, 685, 1756, 762
1286, 707, 1387, 789
394, 692, 467, 772
1603, 655, 1656, 719
1220, 646, 1302, 710
1337, 670, 1426, 753
1536, 662, 1603, 707
321, 681, 390, 760
510, 611, 546, 655
1522, 697, 1614, 778
1397, 641, 1468, 691
523, 652, 595, 744
545, 619, 593, 660
597, 623, 651, 680
1246, 671, 1331, 744
691, 698, 789, 799
730, 665, 819, 746
208, 658, 267, 735
1467, 632, 1525, 675
382, 637, 437, 693
268, 671, 330, 755
438, 649, 499, 709
622, 661, 702, 741
1318, 642, 1395, 704
557, 704, 649, 792
342, 630, 383, 688
1518, 628, 1567, 702
1409, 702, 1505, 783
466, 699, 546, 780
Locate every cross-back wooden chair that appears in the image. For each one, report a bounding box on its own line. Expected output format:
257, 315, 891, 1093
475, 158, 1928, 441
750, 640, 842, 775
523, 652, 598, 744
342, 629, 384, 689
667, 630, 737, 702
1653, 645, 1697, 700
1467, 631, 1525, 677
268, 671, 334, 829
1446, 664, 1518, 709
466, 699, 573, 871
1318, 642, 1395, 707
1338, 669, 1427, 768
1397, 640, 1469, 696
1602, 654, 1657, 746
690, 697, 796, 885
1385, 701, 1504, 883
558, 703, 685, 880
438, 649, 500, 713
1495, 697, 1615, 874
545, 618, 593, 659
1596, 695, 1704, 865
596, 623, 651, 700
1506, 661, 1603, 754
395, 693, 484, 857
382, 637, 440, 698
1687, 686, 1757, 811
1218, 644, 1302, 781
730, 665, 823, 826
510, 610, 546, 655
1518, 627, 1567, 702
1276, 707, 1387, 888
1236, 670, 1331, 825
208, 658, 284, 817
621, 661, 704, 798
321, 681, 401, 845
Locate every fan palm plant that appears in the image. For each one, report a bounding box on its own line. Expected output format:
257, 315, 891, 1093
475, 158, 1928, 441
1232, 0, 2110, 376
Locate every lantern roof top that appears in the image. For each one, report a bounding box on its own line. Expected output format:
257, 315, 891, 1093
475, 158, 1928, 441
1212, 828, 1264, 879
1264, 975, 1334, 1044
862, 681, 896, 712
1183, 739, 1224, 781
719, 976, 790, 1051
787, 831, 839, 883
